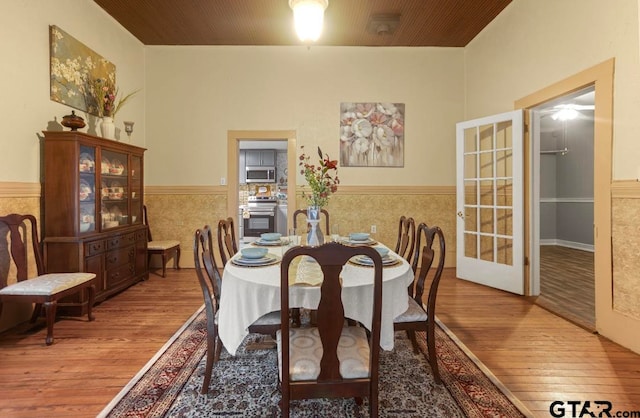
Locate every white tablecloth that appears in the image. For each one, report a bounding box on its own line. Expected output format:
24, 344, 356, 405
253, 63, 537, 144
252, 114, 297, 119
219, 244, 414, 356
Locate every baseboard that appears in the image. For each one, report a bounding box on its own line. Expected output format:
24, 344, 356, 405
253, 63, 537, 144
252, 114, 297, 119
539, 239, 594, 252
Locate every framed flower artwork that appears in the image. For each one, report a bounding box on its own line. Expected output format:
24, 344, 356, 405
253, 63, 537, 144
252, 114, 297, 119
49, 25, 115, 116
339, 102, 405, 167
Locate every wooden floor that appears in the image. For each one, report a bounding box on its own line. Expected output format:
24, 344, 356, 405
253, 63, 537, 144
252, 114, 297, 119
536, 245, 595, 331
1, 268, 639, 418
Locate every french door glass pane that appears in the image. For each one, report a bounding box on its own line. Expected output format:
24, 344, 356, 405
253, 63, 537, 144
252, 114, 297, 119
464, 233, 477, 258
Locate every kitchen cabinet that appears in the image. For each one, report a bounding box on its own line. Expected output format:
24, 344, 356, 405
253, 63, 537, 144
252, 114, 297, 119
245, 149, 276, 166
42, 131, 148, 315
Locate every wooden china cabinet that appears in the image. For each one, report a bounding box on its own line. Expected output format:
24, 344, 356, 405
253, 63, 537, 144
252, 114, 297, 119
42, 131, 148, 315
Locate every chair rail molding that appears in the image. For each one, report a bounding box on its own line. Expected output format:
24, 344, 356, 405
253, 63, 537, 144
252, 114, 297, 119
0, 182, 41, 198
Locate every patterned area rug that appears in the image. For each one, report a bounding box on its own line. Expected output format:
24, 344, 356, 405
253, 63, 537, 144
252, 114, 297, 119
99, 307, 531, 417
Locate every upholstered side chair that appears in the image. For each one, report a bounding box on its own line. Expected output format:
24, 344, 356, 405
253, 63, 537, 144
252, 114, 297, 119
143, 205, 180, 277
0, 213, 96, 345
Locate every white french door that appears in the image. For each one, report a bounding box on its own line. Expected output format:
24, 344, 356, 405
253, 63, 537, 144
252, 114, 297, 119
456, 110, 524, 294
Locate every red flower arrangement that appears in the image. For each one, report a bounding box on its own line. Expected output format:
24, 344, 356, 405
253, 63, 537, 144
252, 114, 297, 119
299, 146, 340, 208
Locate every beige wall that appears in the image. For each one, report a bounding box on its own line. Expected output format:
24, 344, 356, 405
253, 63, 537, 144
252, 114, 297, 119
465, 0, 640, 180
144, 46, 464, 188
0, 0, 146, 185
465, 0, 640, 353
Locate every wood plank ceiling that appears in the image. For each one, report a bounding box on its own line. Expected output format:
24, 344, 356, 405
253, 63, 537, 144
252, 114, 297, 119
93, 0, 512, 47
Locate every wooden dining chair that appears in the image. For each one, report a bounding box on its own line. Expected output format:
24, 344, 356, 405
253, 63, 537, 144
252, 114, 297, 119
278, 242, 384, 417
217, 217, 238, 266
394, 216, 417, 263
143, 205, 181, 277
292, 208, 330, 236
0, 214, 96, 345
194, 225, 281, 394
393, 223, 446, 384
193, 226, 223, 394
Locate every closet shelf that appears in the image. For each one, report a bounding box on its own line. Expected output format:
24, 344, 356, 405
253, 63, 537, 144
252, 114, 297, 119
540, 147, 569, 155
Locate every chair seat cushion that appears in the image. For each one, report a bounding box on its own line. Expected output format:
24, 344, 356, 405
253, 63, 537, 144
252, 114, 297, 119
147, 240, 180, 250
252, 310, 281, 326
0, 273, 96, 296
394, 297, 428, 322
276, 326, 370, 381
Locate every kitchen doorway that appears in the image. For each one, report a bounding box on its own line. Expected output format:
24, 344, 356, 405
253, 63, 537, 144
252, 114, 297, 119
226, 130, 297, 245
531, 87, 596, 331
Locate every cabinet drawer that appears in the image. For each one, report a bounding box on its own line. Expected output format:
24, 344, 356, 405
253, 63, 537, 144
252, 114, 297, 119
106, 263, 135, 287
85, 240, 105, 256
107, 232, 136, 250
105, 246, 135, 269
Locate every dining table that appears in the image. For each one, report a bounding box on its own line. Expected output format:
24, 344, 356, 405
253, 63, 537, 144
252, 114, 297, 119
218, 238, 414, 356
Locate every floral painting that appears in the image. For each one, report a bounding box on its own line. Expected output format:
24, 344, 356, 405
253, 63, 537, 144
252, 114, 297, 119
49, 25, 115, 116
340, 102, 405, 167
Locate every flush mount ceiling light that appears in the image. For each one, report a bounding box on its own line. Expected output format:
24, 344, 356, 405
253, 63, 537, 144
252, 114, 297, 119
550, 103, 594, 121
289, 0, 328, 42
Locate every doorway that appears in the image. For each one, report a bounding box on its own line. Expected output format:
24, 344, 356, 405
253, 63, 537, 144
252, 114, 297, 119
531, 87, 596, 331
515, 59, 614, 339
226, 130, 297, 244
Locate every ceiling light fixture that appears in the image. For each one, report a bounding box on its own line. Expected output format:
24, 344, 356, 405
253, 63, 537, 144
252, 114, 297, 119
289, 0, 328, 42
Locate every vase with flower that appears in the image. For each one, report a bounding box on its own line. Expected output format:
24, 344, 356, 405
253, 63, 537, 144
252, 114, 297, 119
299, 146, 339, 246
90, 77, 139, 140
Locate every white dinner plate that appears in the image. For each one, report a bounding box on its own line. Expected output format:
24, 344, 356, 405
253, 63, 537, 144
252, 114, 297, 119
252, 239, 284, 247
342, 238, 377, 246
231, 253, 280, 267
350, 254, 400, 267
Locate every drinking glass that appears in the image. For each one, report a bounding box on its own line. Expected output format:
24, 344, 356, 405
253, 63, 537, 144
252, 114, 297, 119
330, 223, 340, 242
288, 228, 300, 246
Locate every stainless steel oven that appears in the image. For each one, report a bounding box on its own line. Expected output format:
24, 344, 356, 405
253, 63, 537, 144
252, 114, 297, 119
243, 196, 277, 237
246, 166, 276, 183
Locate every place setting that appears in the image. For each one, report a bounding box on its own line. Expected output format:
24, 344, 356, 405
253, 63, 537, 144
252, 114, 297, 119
348, 246, 402, 268
230, 247, 281, 268
340, 232, 378, 246
251, 232, 286, 247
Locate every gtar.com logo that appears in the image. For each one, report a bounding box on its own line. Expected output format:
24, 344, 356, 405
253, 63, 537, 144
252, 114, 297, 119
550, 401, 612, 417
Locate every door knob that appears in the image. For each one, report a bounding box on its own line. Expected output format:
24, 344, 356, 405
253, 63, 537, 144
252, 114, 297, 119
457, 211, 464, 219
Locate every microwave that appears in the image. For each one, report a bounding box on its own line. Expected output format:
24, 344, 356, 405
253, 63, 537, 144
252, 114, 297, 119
246, 166, 276, 183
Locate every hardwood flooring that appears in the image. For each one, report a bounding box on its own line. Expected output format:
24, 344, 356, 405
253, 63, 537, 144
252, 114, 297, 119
1, 268, 639, 418
536, 245, 595, 331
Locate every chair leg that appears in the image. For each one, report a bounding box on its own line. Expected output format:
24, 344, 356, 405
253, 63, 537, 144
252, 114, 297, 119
30, 303, 42, 323
406, 329, 420, 354
427, 322, 441, 384
201, 336, 216, 394
161, 253, 167, 278
87, 284, 96, 321
44, 300, 57, 345
174, 247, 181, 270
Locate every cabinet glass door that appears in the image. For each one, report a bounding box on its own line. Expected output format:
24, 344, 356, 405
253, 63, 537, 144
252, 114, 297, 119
79, 145, 97, 234
130, 155, 142, 224
101, 149, 129, 229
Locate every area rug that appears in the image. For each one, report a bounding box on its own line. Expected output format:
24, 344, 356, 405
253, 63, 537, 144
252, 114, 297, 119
99, 307, 532, 417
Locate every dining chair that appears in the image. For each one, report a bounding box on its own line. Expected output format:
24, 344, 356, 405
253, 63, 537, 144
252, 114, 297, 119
0, 213, 96, 345
278, 242, 384, 417
393, 223, 446, 384
394, 216, 417, 263
292, 208, 330, 236
194, 225, 281, 394
217, 217, 238, 266
193, 226, 223, 394
143, 205, 181, 277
